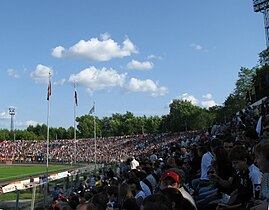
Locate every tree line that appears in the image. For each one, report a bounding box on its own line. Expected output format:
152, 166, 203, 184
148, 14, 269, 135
1, 48, 269, 140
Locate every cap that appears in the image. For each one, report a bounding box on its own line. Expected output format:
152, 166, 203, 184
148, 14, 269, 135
161, 171, 180, 183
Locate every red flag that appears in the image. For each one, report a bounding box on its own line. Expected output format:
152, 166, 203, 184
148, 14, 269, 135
74, 90, 78, 106
47, 80, 51, 101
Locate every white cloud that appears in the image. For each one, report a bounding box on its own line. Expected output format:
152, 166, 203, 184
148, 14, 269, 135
147, 54, 163, 60
0, 110, 40, 128
0, 111, 10, 120
54, 78, 66, 86
52, 34, 138, 61
100, 32, 110, 40
180, 93, 199, 105
51, 46, 65, 58
201, 93, 217, 108
30, 64, 53, 84
202, 93, 213, 100
190, 43, 205, 51
126, 78, 168, 96
69, 66, 126, 94
16, 120, 40, 127
127, 60, 154, 70
201, 100, 217, 108
147, 54, 157, 59
7, 69, 20, 79
171, 93, 217, 108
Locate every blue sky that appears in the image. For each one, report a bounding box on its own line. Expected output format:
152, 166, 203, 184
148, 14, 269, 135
0, 0, 266, 129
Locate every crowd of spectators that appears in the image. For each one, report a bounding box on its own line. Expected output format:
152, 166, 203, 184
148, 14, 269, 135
4, 98, 269, 210
0, 134, 184, 164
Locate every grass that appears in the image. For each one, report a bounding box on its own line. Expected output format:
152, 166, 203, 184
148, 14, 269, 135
0, 188, 41, 200
0, 165, 73, 182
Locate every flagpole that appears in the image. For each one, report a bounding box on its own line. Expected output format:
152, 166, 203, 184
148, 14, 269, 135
74, 83, 77, 165
46, 93, 50, 173
46, 73, 51, 175
45, 72, 51, 205
94, 102, 97, 171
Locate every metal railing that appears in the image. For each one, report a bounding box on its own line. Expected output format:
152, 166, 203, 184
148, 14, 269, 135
0, 163, 106, 210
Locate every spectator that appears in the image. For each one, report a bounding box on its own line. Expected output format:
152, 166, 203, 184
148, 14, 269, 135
130, 157, 139, 170
128, 177, 146, 207
159, 170, 197, 210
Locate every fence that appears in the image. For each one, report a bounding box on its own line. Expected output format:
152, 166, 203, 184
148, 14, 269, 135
0, 163, 106, 210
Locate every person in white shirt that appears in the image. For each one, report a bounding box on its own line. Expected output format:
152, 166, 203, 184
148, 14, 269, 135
130, 157, 139, 170
192, 138, 222, 192
248, 162, 262, 198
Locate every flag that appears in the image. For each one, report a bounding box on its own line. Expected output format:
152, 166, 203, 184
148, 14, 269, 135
47, 80, 51, 101
89, 104, 95, 115
74, 90, 78, 106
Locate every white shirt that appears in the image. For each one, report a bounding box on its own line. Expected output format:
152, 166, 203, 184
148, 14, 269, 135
130, 158, 139, 170
249, 164, 263, 197
200, 152, 213, 180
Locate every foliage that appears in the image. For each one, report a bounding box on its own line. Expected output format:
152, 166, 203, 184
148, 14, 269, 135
168, 100, 215, 132
253, 64, 269, 100
234, 67, 256, 98
259, 47, 269, 64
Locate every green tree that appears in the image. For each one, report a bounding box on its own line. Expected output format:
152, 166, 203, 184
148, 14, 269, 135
253, 64, 269, 100
57, 127, 67, 139
14, 130, 38, 140
209, 105, 226, 123
169, 100, 203, 132
110, 113, 125, 136
76, 115, 100, 138
0, 129, 11, 141
144, 116, 161, 134
259, 47, 269, 64
66, 126, 75, 139
26, 124, 47, 140
234, 67, 256, 98
159, 115, 171, 133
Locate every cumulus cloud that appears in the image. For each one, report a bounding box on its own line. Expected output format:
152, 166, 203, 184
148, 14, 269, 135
201, 100, 217, 108
0, 111, 10, 120
171, 93, 217, 108
147, 54, 157, 59
52, 34, 138, 61
202, 93, 213, 100
30, 64, 53, 84
126, 78, 168, 96
16, 120, 39, 127
100, 32, 110, 40
51, 46, 65, 58
201, 93, 217, 108
69, 66, 126, 94
147, 54, 163, 60
127, 60, 154, 70
54, 78, 66, 86
179, 93, 199, 105
7, 69, 20, 79
190, 43, 203, 50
